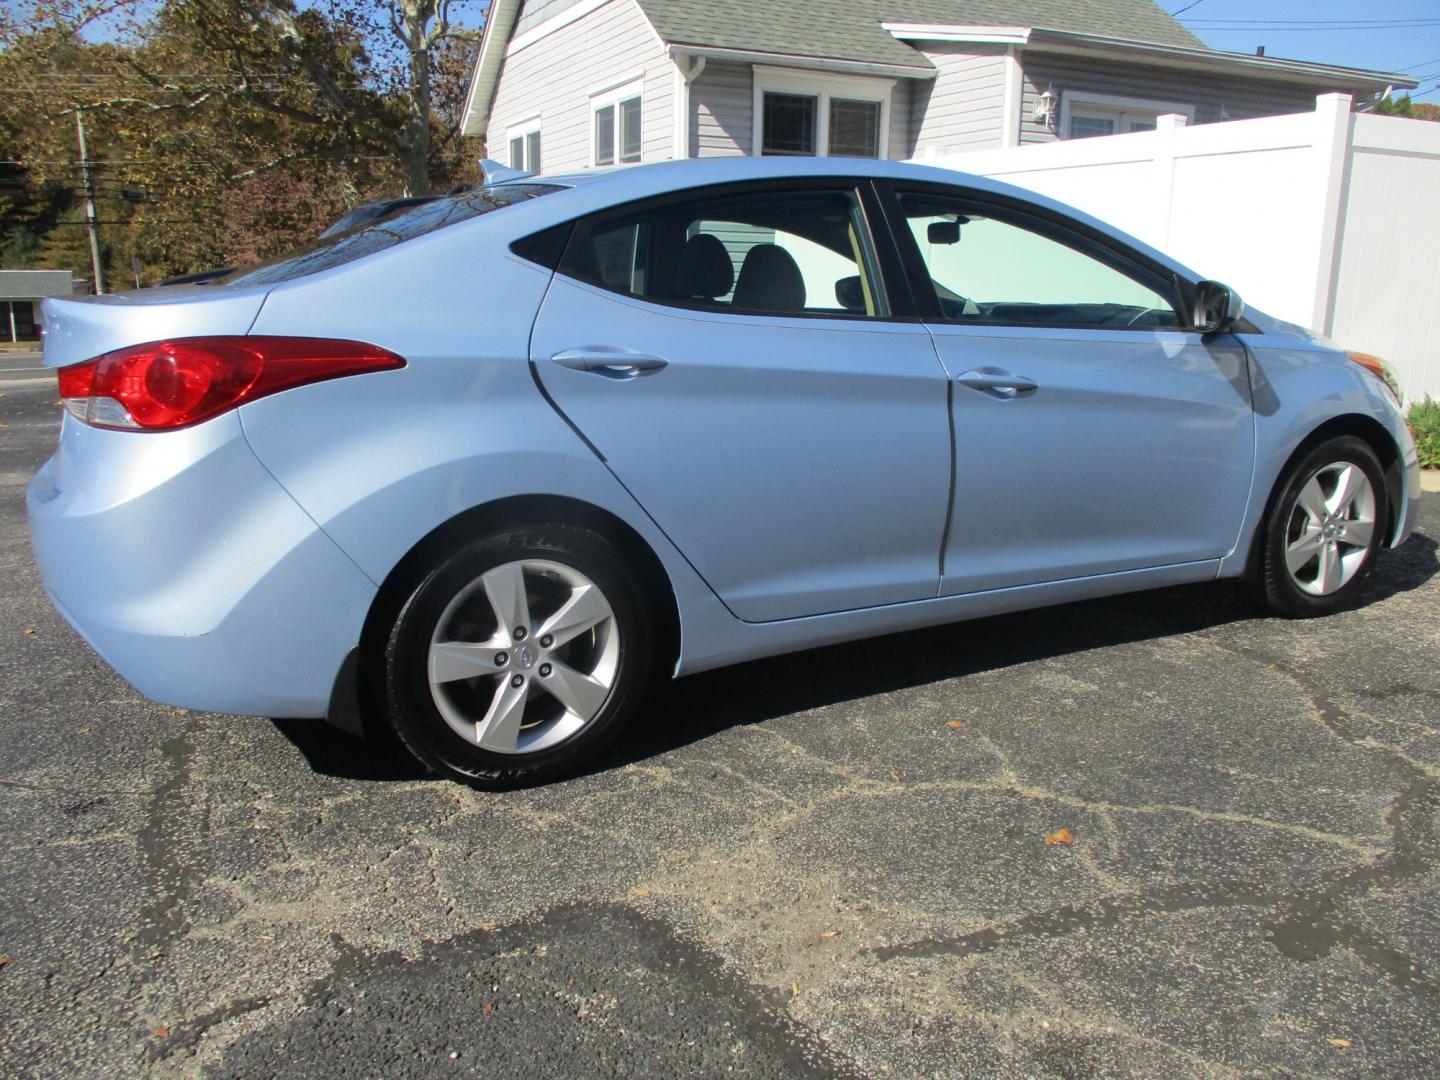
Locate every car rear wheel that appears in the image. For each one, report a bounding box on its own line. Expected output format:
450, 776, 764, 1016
383, 523, 653, 788
1256, 435, 1387, 617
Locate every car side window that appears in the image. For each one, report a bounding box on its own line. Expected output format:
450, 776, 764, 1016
565, 189, 887, 318
897, 192, 1181, 329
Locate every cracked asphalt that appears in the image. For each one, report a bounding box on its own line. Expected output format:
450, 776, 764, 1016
2, 347, 1439, 1079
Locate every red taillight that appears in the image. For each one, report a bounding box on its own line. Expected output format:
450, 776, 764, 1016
57, 336, 406, 431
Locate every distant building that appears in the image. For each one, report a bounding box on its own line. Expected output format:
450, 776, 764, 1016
0, 270, 79, 342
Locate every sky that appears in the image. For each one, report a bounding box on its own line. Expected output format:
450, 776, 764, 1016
1172, 0, 1440, 96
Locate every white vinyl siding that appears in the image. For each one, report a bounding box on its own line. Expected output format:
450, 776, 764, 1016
487, 0, 672, 170
690, 61, 753, 157
1019, 53, 1320, 145
888, 78, 914, 159
513, 0, 587, 35
910, 44, 1009, 155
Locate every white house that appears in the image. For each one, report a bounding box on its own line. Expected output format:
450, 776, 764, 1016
460, 0, 1414, 172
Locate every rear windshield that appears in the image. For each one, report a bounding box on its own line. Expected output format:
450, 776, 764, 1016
216, 184, 562, 287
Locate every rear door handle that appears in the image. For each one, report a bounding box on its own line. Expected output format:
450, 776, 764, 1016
551, 348, 669, 379
956, 368, 1038, 397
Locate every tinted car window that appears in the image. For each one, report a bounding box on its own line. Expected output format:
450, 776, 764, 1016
898, 192, 1180, 329
565, 189, 887, 318
217, 184, 562, 287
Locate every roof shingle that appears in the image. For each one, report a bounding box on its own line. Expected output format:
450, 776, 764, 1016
635, 0, 1206, 70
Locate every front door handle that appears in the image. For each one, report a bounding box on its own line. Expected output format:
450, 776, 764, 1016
551, 348, 669, 379
956, 368, 1038, 397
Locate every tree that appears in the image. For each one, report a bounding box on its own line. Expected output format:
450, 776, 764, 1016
1373, 93, 1440, 123
3, 0, 478, 197
0, 0, 480, 281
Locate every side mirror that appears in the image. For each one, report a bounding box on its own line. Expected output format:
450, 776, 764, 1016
835, 275, 866, 311
1192, 280, 1244, 334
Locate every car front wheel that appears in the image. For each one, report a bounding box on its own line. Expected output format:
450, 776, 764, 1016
1256, 435, 1387, 617
383, 523, 653, 788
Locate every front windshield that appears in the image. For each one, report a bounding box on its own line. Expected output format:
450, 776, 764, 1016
216, 184, 562, 287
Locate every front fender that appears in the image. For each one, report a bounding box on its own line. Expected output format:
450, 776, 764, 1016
1217, 337, 1419, 578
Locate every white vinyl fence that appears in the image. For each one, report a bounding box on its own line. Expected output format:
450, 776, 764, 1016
915, 94, 1440, 404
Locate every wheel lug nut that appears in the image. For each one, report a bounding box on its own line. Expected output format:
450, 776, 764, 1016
539, 634, 553, 648
513, 626, 527, 640
539, 663, 552, 678
510, 674, 524, 688
495, 653, 508, 667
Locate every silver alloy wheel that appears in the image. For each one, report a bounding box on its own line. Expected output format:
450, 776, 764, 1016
427, 559, 619, 754
1283, 461, 1378, 597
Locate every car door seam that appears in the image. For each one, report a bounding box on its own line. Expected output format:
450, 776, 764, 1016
527, 271, 750, 622
937, 376, 959, 591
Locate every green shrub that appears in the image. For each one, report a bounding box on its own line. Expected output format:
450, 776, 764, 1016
1409, 397, 1440, 469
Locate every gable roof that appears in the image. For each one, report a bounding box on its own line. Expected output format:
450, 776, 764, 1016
637, 0, 1203, 69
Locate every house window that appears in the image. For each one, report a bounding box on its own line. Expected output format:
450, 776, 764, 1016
754, 67, 892, 158
1059, 92, 1195, 140
829, 99, 882, 157
592, 79, 643, 166
761, 93, 817, 155
507, 119, 541, 172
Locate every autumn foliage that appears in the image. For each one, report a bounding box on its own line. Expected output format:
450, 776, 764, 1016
0, 0, 480, 285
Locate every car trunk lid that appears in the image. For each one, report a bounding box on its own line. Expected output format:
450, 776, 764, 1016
38, 284, 272, 369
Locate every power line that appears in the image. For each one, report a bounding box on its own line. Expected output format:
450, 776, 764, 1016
1184, 24, 1440, 33
1170, 1, 1206, 16
1397, 57, 1440, 72
1184, 17, 1440, 26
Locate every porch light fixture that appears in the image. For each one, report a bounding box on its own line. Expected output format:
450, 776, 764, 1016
1034, 87, 1056, 128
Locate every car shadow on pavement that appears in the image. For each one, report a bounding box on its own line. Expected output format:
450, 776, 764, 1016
273, 527, 1437, 785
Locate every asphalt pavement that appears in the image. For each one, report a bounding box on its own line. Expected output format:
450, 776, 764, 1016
2, 346, 1439, 1078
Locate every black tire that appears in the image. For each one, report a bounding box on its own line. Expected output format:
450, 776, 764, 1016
383, 522, 654, 788
1255, 435, 1387, 618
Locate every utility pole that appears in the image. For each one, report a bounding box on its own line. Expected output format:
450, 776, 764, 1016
74, 111, 105, 295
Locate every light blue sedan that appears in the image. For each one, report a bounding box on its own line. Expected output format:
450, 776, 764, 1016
27, 157, 1421, 787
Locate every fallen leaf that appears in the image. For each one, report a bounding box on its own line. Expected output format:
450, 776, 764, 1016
482, 1002, 493, 1015
1327, 1039, 1352, 1048
153, 1026, 169, 1039
888, 770, 900, 782
819, 930, 840, 940
21, 628, 34, 636
630, 886, 650, 897
77, 727, 91, 735
1044, 827, 1074, 846
0, 956, 11, 968
791, 982, 800, 997
946, 720, 966, 731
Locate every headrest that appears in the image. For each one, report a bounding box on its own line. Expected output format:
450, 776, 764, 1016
676, 233, 734, 300
732, 243, 806, 313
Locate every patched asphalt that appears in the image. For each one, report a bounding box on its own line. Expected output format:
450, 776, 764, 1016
2, 348, 1438, 1078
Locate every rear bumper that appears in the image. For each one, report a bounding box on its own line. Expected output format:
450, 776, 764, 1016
26, 414, 377, 717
